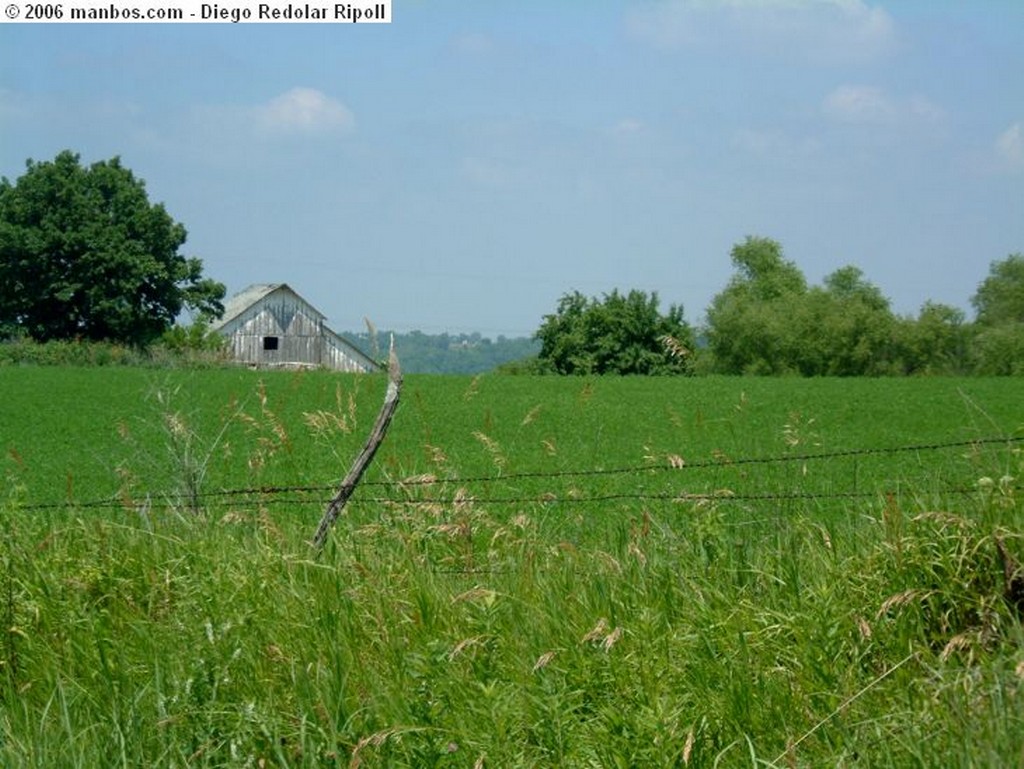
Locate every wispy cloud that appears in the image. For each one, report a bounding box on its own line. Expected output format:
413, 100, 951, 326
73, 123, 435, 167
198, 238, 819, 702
256, 87, 354, 135
822, 85, 943, 126
626, 0, 896, 64
995, 123, 1024, 171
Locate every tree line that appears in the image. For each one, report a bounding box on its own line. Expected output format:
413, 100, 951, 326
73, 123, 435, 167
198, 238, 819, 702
1, 151, 1021, 376
528, 236, 1022, 376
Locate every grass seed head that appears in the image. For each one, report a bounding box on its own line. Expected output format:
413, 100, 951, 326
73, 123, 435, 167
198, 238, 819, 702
683, 728, 694, 765
452, 587, 498, 607
532, 651, 557, 672
472, 431, 506, 469
940, 631, 976, 661
521, 404, 542, 426
581, 618, 609, 644
450, 635, 487, 660
877, 589, 930, 618
423, 443, 449, 466
602, 626, 624, 651
660, 334, 690, 359
164, 411, 188, 440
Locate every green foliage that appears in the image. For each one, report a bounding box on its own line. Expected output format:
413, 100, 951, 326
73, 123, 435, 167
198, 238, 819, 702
158, 320, 227, 356
966, 255, 1024, 376
0, 150, 225, 346
0, 335, 226, 368
789, 270, 898, 377
705, 237, 810, 375
970, 322, 1024, 376
972, 253, 1024, 327
536, 289, 694, 375
727, 234, 808, 300
704, 237, 1011, 376
706, 240, 905, 376
0, 338, 151, 367
892, 302, 971, 375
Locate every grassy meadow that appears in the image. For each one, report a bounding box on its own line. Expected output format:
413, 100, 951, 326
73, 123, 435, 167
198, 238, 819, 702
1, 367, 1023, 767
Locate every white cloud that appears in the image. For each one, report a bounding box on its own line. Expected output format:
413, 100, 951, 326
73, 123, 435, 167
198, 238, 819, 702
822, 85, 943, 126
610, 118, 645, 136
625, 0, 896, 64
177, 88, 355, 167
995, 123, 1024, 171
256, 87, 354, 135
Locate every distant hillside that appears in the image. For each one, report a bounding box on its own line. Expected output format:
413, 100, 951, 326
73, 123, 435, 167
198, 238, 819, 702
345, 330, 540, 374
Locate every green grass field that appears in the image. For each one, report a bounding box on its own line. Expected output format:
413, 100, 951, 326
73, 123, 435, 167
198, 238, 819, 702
2, 368, 1023, 766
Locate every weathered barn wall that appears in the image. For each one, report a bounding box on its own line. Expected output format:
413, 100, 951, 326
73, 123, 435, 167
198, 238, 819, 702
212, 284, 377, 373
322, 330, 375, 372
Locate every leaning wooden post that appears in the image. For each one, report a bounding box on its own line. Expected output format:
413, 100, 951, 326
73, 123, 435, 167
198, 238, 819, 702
312, 337, 402, 552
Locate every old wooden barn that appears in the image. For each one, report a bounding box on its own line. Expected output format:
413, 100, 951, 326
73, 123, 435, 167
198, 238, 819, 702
211, 284, 379, 373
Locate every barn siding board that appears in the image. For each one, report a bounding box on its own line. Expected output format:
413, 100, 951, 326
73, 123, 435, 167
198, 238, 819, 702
211, 283, 378, 373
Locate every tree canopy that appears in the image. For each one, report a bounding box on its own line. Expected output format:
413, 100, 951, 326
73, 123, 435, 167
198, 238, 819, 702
702, 237, 1022, 376
704, 236, 810, 374
972, 254, 1024, 327
0, 150, 224, 346
535, 289, 693, 375
706, 237, 928, 376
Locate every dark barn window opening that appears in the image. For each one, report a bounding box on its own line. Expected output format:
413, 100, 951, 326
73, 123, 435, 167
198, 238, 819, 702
263, 336, 279, 351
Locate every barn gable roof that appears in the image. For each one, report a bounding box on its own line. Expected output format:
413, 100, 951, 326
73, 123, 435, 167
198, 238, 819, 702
210, 283, 322, 332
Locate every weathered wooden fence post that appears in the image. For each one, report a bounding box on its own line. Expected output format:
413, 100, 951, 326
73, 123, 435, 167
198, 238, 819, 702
311, 338, 401, 552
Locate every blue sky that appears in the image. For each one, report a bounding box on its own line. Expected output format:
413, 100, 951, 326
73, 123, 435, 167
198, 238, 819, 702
2, 1, 1022, 337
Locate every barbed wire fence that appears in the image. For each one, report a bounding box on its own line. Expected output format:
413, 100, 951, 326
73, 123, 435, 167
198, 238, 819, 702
12, 435, 1022, 516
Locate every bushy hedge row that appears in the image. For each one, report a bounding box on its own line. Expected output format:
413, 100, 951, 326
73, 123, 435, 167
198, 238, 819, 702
0, 337, 229, 368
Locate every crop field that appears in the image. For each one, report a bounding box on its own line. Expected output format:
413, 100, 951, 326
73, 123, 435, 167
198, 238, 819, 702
1, 367, 1023, 767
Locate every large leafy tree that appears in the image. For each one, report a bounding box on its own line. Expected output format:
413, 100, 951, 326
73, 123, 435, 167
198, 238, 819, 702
0, 150, 224, 345
536, 289, 694, 375
705, 236, 808, 374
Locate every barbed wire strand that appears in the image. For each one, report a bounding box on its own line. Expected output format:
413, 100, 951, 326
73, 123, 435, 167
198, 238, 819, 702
11, 434, 1020, 513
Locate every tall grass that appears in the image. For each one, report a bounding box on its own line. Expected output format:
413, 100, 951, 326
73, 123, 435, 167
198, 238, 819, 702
1, 372, 1022, 766
3, 481, 1021, 766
